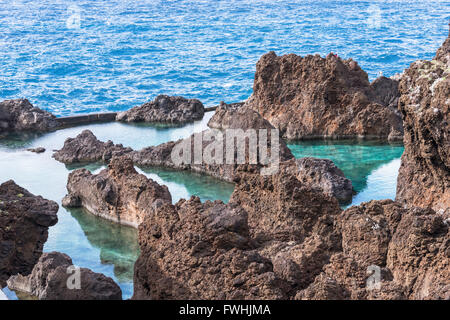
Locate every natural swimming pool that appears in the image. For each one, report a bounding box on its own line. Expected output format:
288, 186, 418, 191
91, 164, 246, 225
0, 112, 404, 299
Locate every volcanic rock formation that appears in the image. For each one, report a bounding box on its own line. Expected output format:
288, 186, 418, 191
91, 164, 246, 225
396, 26, 450, 212
0, 99, 59, 136
0, 180, 58, 287
62, 157, 172, 228
53, 130, 133, 164
7, 251, 122, 300
296, 200, 449, 300
116, 95, 205, 124
246, 51, 403, 141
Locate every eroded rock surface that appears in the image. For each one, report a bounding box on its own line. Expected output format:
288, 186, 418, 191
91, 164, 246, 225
63, 157, 172, 228
7, 252, 122, 300
295, 157, 353, 203
207, 104, 273, 130
133, 159, 344, 299
396, 26, 450, 212
133, 197, 291, 300
116, 95, 205, 124
0, 180, 58, 287
297, 200, 449, 300
0, 99, 60, 136
246, 52, 403, 140
53, 130, 133, 164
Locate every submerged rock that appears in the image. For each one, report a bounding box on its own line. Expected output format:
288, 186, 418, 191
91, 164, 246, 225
0, 99, 60, 135
53, 130, 133, 164
396, 26, 450, 212
0, 180, 58, 287
116, 95, 205, 124
63, 156, 172, 228
246, 51, 403, 140
7, 252, 122, 300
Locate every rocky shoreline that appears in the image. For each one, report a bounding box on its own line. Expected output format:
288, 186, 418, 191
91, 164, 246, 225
0, 24, 449, 300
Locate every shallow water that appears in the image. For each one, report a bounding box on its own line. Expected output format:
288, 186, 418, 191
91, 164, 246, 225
0, 0, 449, 115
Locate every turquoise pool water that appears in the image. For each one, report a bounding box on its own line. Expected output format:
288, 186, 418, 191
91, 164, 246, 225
288, 140, 404, 194
0, 0, 448, 115
0, 113, 404, 299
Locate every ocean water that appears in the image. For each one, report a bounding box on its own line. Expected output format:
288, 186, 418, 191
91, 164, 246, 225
0, 0, 449, 115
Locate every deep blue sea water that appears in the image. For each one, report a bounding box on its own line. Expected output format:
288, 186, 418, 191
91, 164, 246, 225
0, 0, 449, 115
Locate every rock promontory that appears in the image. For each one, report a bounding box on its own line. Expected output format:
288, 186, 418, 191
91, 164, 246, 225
62, 156, 172, 228
0, 99, 60, 136
246, 52, 403, 141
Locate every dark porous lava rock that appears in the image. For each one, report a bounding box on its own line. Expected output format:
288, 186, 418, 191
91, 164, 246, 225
133, 197, 291, 300
7, 251, 122, 300
116, 95, 205, 124
133, 161, 345, 299
396, 26, 450, 213
63, 156, 172, 228
0, 99, 59, 135
297, 200, 449, 300
246, 51, 403, 141
295, 157, 353, 203
207, 104, 273, 130
0, 180, 58, 287
53, 130, 133, 164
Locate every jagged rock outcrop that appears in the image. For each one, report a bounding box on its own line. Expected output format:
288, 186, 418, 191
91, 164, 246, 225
229, 160, 342, 242
207, 104, 270, 130
0, 99, 60, 136
53, 130, 133, 164
296, 200, 449, 300
62, 157, 172, 228
246, 51, 403, 141
0, 180, 58, 287
386, 206, 450, 299
370, 76, 400, 110
7, 252, 122, 300
295, 157, 353, 203
133, 197, 291, 300
133, 159, 345, 299
116, 95, 205, 124
134, 106, 295, 182
396, 26, 450, 212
